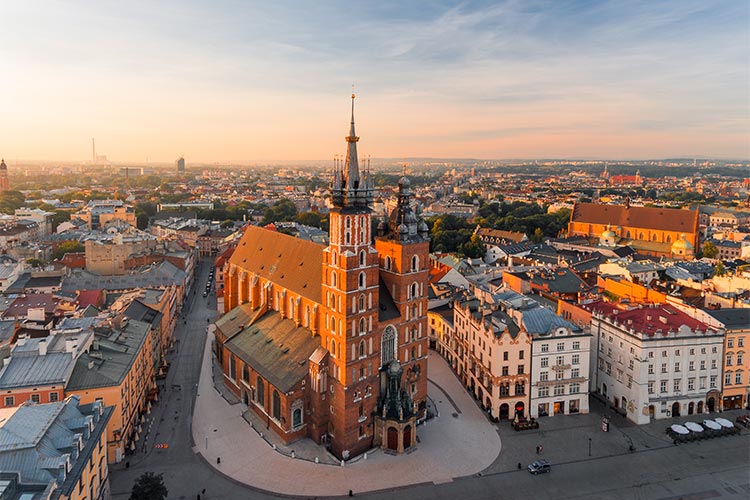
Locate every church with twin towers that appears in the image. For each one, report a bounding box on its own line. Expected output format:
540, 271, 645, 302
215, 95, 431, 459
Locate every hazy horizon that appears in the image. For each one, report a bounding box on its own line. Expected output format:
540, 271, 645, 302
1, 1, 748, 163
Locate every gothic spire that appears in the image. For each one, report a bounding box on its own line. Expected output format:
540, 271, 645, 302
344, 93, 360, 189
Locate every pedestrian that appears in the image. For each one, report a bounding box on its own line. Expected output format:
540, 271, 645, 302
517, 462, 522, 470
539, 445, 543, 454
535, 445, 540, 454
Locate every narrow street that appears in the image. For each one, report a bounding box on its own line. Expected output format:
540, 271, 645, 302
109, 258, 279, 500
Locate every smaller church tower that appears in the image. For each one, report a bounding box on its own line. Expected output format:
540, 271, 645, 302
0, 159, 9, 192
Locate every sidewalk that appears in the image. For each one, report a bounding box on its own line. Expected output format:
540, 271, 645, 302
191, 330, 501, 496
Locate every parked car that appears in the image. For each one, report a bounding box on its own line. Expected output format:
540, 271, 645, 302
203, 291, 208, 297
528, 459, 551, 474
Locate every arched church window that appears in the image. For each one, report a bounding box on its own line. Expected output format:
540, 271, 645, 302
411, 255, 419, 271
359, 317, 366, 334
384, 256, 391, 271
358, 272, 366, 289
359, 294, 366, 311
381, 326, 397, 366
257, 376, 265, 407
331, 271, 337, 288
359, 250, 366, 267
272, 390, 281, 420
410, 282, 418, 299
359, 340, 366, 358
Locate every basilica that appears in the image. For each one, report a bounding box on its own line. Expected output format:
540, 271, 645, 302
215, 96, 430, 459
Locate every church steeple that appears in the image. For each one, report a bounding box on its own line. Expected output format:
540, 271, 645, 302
331, 94, 372, 209
345, 94, 360, 189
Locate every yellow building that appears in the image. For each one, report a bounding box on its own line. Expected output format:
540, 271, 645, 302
65, 316, 158, 463
568, 202, 699, 259
0, 395, 112, 499
708, 309, 750, 410
73, 200, 136, 230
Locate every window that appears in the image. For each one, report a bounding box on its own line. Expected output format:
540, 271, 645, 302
503, 351, 508, 361
660, 380, 667, 393
541, 344, 549, 353
739, 338, 744, 348
501, 366, 509, 376
359, 295, 366, 312
606, 362, 612, 375
662, 351, 668, 357
648, 382, 654, 394
242, 365, 249, 383
381, 326, 397, 366
700, 360, 706, 370
648, 351, 654, 358
4, 396, 13, 407
557, 342, 564, 352
499, 383, 510, 397
514, 381, 525, 395
710, 375, 717, 388
726, 354, 733, 366
540, 371, 548, 381
257, 376, 265, 407
358, 272, 366, 289
229, 356, 236, 380
31, 394, 40, 403
384, 256, 391, 270
49, 392, 59, 402
410, 282, 418, 299
711, 360, 717, 369
673, 380, 680, 392
554, 385, 564, 396
675, 350, 680, 356
628, 359, 634, 370
674, 362, 680, 372
738, 353, 744, 365
571, 368, 579, 378
648, 364, 654, 374
728, 338, 734, 348
572, 354, 579, 365
359, 250, 366, 267
517, 365, 524, 375
688, 379, 695, 391
359, 317, 366, 335
725, 372, 732, 386
556, 355, 565, 366
627, 375, 632, 388
272, 390, 281, 420
689, 348, 695, 355
569, 383, 580, 394
359, 340, 366, 359
712, 347, 717, 354
519, 351, 524, 360
292, 407, 303, 428
573, 341, 580, 350
411, 255, 419, 272
688, 361, 695, 371
541, 357, 548, 368
661, 363, 667, 374
538, 387, 549, 397
736, 371, 743, 385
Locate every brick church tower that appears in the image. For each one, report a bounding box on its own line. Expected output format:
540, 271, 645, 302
322, 94, 381, 458
0, 159, 9, 192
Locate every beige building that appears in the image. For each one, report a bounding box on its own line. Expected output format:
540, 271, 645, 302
707, 309, 750, 410
74, 200, 136, 230
84, 227, 158, 275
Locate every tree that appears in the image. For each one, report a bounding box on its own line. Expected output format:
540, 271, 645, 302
26, 258, 45, 268
53, 241, 85, 260
129, 472, 168, 500
713, 261, 727, 277
702, 241, 719, 259
531, 227, 545, 243
0, 191, 25, 214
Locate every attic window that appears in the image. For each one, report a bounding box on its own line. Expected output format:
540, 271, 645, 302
265, 338, 273, 344
282, 347, 290, 354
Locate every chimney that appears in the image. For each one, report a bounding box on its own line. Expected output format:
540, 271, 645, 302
65, 337, 78, 353
88, 360, 95, 370
38, 339, 48, 356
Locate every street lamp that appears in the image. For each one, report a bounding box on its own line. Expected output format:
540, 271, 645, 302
588, 437, 592, 457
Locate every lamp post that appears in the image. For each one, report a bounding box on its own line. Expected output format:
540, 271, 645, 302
588, 437, 592, 457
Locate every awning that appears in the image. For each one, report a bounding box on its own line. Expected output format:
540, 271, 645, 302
703, 419, 721, 430
670, 424, 689, 435
684, 422, 703, 432
715, 417, 734, 428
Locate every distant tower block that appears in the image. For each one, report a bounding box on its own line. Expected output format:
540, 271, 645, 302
176, 156, 185, 174
0, 159, 9, 192
92, 138, 96, 163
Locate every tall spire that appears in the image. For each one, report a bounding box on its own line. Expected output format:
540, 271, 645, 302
344, 93, 360, 189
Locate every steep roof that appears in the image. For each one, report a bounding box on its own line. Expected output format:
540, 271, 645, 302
571, 203, 698, 233
222, 306, 320, 393
229, 225, 324, 304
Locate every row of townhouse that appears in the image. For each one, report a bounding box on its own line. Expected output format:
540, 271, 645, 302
429, 288, 592, 422
557, 299, 750, 424
0, 305, 169, 464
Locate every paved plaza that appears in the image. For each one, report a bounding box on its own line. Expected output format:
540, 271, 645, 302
191, 328, 502, 496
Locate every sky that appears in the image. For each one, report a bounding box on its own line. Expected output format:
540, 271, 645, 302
1, 0, 748, 163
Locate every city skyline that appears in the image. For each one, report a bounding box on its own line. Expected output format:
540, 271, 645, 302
1, 0, 748, 162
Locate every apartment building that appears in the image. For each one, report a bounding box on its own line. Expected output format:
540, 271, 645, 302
589, 301, 723, 424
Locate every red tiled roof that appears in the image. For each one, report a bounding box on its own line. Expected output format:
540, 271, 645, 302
229, 225, 323, 303
571, 203, 698, 233
74, 289, 104, 308
585, 300, 708, 337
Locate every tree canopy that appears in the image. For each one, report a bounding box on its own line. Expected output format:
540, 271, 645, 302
129, 472, 168, 500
